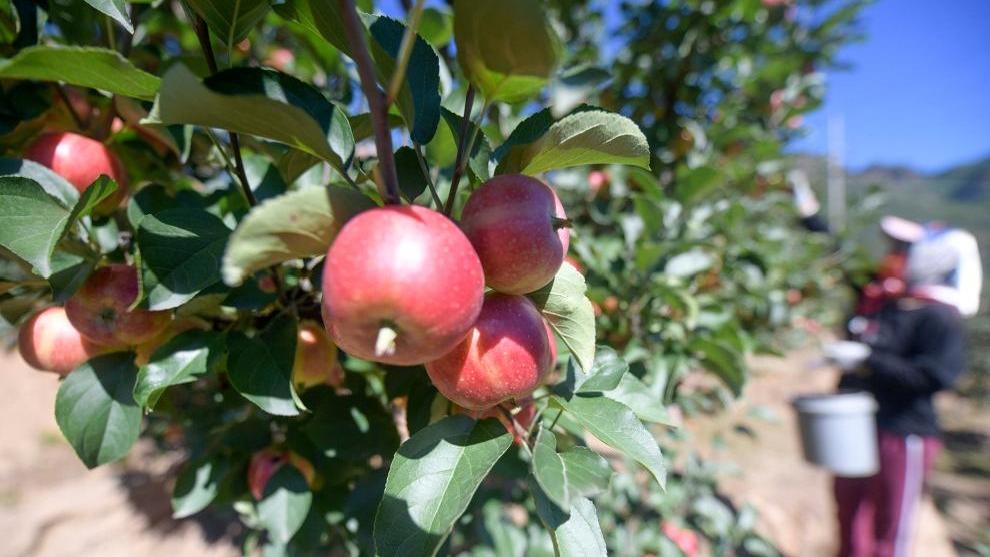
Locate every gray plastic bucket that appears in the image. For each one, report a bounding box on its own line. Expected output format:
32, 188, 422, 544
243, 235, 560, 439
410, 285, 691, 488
792, 392, 879, 477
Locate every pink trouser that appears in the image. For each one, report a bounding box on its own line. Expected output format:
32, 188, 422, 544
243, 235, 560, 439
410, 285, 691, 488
834, 430, 941, 557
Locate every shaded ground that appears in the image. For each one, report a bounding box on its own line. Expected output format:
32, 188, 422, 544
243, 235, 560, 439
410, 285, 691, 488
0, 354, 240, 557
0, 346, 985, 556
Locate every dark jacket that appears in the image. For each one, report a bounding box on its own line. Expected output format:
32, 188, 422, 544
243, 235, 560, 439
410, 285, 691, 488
839, 299, 965, 437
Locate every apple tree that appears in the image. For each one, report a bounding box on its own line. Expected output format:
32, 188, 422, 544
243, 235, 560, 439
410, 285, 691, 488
0, 0, 867, 555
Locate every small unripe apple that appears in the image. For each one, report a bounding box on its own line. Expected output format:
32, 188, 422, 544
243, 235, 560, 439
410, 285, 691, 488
460, 175, 570, 295
322, 205, 485, 366
17, 306, 109, 376
23, 132, 129, 215
247, 448, 317, 500
587, 170, 610, 195
426, 294, 553, 411
65, 264, 171, 347
292, 320, 344, 390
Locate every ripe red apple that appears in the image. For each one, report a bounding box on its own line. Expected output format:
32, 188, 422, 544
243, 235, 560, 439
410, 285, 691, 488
587, 170, 610, 195
65, 264, 171, 347
23, 132, 129, 215
321, 205, 485, 366
661, 521, 700, 556
426, 294, 553, 411
460, 175, 570, 295
292, 320, 344, 390
17, 306, 109, 376
247, 448, 316, 500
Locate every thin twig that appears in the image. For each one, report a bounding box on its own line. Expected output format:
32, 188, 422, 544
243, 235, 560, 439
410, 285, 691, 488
192, 15, 257, 207
336, 0, 401, 205
385, 0, 426, 106
55, 85, 86, 130
548, 407, 564, 432
413, 142, 442, 208
443, 85, 476, 215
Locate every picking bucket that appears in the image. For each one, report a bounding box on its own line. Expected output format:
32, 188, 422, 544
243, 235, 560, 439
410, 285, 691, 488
792, 392, 879, 477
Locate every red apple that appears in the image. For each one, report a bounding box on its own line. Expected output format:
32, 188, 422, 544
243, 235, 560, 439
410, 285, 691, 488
587, 170, 610, 194
292, 320, 344, 390
23, 132, 129, 215
247, 448, 317, 500
426, 294, 553, 411
321, 205, 485, 365
661, 521, 700, 556
460, 175, 570, 295
17, 306, 109, 376
65, 264, 171, 347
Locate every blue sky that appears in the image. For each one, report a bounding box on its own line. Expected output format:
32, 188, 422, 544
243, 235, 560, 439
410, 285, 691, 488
378, 1, 990, 172
789, 0, 990, 172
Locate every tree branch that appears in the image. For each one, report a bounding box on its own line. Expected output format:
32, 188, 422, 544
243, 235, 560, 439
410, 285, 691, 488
443, 85, 476, 215
336, 0, 401, 205
192, 15, 257, 207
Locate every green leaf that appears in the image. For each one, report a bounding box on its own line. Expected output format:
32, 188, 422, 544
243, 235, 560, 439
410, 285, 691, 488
227, 315, 300, 416
576, 345, 627, 393
689, 336, 746, 396
258, 465, 313, 544
493, 107, 554, 162
558, 447, 611, 498
605, 373, 670, 425
368, 16, 441, 144
83, 0, 132, 33
497, 109, 651, 175
530, 478, 606, 557
67, 176, 118, 224
137, 208, 231, 310
148, 65, 354, 172
453, 0, 561, 103
0, 46, 160, 100
222, 186, 375, 286
532, 427, 569, 511
553, 394, 665, 488
373, 416, 513, 557
394, 146, 428, 202
276, 2, 441, 144
48, 252, 97, 303
528, 262, 595, 373
0, 176, 71, 277
440, 107, 491, 182
0, 157, 78, 207
172, 454, 231, 519
134, 330, 223, 409
418, 7, 452, 47
186, 0, 270, 46
54, 353, 142, 469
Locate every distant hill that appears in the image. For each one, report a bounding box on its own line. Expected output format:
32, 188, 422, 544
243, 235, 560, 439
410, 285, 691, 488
792, 154, 990, 251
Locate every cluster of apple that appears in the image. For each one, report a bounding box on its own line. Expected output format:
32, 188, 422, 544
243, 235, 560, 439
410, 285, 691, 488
321, 174, 570, 415
14, 132, 342, 393
17, 129, 571, 423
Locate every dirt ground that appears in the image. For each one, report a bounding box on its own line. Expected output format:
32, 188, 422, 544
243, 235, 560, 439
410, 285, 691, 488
0, 346, 985, 557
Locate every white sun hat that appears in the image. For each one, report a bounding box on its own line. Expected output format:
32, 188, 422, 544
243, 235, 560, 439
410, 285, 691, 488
880, 216, 925, 243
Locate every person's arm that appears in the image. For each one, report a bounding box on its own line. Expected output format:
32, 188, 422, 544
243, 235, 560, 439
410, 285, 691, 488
865, 307, 965, 394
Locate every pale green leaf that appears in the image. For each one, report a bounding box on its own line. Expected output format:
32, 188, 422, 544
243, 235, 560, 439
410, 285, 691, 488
222, 186, 375, 286
0, 46, 160, 100
528, 262, 595, 372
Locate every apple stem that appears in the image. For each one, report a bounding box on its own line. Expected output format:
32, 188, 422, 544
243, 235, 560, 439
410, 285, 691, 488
374, 326, 399, 358
551, 216, 573, 229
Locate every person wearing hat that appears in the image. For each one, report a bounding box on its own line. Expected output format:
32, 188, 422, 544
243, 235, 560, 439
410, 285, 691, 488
790, 172, 981, 557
